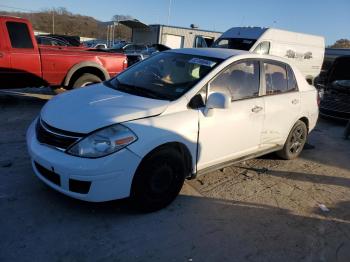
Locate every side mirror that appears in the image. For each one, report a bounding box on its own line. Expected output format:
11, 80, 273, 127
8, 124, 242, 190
204, 92, 231, 116
207, 92, 231, 109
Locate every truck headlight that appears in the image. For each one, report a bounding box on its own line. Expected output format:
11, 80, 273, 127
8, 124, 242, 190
67, 124, 137, 158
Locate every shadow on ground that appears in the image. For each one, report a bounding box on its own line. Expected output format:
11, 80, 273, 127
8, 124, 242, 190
1, 181, 350, 262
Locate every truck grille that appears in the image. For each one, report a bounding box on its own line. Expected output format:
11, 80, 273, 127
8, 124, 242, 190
320, 93, 350, 120
36, 119, 84, 150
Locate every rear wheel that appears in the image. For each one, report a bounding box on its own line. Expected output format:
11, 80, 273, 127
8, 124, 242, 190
130, 148, 186, 212
277, 120, 307, 160
72, 73, 102, 88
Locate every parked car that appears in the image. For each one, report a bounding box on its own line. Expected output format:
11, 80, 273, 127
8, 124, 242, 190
102, 43, 171, 66
27, 48, 319, 212
212, 27, 325, 84
36, 35, 71, 47
93, 43, 107, 49
319, 55, 350, 120
0, 16, 127, 88
110, 42, 148, 54
44, 34, 82, 47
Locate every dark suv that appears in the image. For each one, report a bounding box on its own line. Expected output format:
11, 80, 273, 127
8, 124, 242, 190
319, 56, 350, 121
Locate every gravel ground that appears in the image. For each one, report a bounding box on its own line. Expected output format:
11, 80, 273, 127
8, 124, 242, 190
1, 90, 350, 262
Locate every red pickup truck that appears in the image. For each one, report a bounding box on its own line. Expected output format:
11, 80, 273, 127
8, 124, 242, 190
0, 16, 127, 89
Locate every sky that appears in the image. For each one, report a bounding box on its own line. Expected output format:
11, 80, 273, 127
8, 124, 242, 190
0, 0, 349, 45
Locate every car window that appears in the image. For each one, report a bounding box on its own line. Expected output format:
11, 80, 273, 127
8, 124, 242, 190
194, 36, 207, 48
135, 45, 147, 52
213, 38, 257, 51
210, 60, 260, 101
286, 65, 298, 91
264, 62, 288, 95
253, 41, 270, 55
6, 22, 34, 49
213, 39, 229, 48
124, 44, 135, 51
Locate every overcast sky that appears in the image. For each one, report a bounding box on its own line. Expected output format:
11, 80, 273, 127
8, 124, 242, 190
1, 0, 349, 45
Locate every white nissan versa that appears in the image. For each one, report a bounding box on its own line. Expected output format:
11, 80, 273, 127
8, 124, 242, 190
26, 48, 319, 211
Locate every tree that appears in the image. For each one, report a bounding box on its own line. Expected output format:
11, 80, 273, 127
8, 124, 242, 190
329, 39, 350, 48
112, 14, 133, 22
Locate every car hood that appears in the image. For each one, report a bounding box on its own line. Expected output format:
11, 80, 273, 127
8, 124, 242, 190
41, 83, 170, 133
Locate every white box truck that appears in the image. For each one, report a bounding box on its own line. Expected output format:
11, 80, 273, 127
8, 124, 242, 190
212, 27, 325, 83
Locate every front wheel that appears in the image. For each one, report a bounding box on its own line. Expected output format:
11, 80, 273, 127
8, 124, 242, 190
130, 148, 186, 212
277, 120, 308, 160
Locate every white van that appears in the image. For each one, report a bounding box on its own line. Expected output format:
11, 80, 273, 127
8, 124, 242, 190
213, 27, 325, 83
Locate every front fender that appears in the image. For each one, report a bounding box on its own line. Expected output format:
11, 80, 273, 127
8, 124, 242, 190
124, 110, 199, 172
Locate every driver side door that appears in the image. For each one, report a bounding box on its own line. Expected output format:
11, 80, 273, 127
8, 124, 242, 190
197, 59, 265, 171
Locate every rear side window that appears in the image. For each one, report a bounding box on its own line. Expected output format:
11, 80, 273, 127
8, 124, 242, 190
286, 65, 298, 91
6, 22, 34, 49
210, 60, 260, 101
264, 62, 288, 95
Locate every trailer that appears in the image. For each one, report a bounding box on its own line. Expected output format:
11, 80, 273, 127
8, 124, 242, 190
119, 20, 222, 49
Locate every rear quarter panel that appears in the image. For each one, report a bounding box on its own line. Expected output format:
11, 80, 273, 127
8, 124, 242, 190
40, 48, 126, 86
300, 88, 319, 132
295, 66, 319, 132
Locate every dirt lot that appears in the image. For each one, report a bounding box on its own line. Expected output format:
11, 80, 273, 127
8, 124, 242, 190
1, 90, 350, 262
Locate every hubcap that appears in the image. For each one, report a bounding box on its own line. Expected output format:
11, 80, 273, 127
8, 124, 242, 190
289, 126, 305, 154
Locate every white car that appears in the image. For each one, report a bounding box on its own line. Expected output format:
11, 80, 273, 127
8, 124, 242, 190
26, 48, 319, 211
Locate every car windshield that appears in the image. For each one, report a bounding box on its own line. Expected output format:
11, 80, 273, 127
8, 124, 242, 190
112, 43, 126, 49
212, 38, 256, 51
108, 52, 223, 101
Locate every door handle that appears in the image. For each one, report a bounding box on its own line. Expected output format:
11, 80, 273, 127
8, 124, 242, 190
252, 106, 263, 113
292, 99, 299, 105
0, 52, 3, 58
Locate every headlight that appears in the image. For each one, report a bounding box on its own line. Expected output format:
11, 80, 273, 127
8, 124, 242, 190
67, 124, 137, 158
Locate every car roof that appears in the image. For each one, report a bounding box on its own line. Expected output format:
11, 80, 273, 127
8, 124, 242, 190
167, 48, 248, 59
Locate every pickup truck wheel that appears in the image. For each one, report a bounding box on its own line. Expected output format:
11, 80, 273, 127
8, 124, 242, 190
72, 73, 102, 88
130, 148, 186, 212
277, 120, 307, 160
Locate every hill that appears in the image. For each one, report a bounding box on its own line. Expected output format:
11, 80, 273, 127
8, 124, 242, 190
0, 8, 131, 40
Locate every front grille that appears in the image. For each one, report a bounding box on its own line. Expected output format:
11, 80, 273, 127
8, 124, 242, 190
36, 119, 83, 150
320, 93, 350, 120
69, 179, 91, 194
34, 162, 61, 186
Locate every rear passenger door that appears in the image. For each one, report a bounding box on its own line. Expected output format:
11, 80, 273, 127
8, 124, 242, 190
261, 61, 301, 146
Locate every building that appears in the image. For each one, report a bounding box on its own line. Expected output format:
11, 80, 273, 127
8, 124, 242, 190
120, 21, 222, 49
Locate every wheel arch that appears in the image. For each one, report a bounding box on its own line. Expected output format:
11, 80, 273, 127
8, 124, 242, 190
63, 62, 110, 87
135, 142, 194, 177
298, 116, 309, 133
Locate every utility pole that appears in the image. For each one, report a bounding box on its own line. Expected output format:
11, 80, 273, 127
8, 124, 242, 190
52, 10, 55, 34
167, 0, 172, 25
106, 25, 110, 47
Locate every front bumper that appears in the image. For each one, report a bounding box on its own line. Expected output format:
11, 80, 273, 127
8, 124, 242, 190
26, 120, 142, 202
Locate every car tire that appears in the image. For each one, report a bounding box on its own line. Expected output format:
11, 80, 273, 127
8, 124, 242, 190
72, 73, 102, 88
277, 120, 308, 160
130, 148, 186, 212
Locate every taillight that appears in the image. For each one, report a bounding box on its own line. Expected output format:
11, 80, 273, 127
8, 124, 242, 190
123, 58, 128, 70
